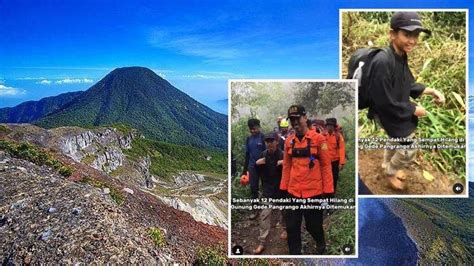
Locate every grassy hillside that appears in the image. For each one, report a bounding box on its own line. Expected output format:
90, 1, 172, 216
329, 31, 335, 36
124, 137, 227, 180
389, 195, 473, 263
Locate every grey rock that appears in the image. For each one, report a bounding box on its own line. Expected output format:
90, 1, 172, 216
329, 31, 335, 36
122, 188, 134, 194
39, 228, 52, 241
72, 207, 82, 215
11, 199, 28, 209
0, 215, 6, 227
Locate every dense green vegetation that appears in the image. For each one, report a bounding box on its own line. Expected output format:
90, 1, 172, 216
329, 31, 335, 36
342, 12, 466, 180
34, 67, 227, 150
0, 139, 73, 177
124, 137, 227, 180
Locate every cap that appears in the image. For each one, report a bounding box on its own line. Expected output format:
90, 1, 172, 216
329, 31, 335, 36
391, 12, 431, 35
264, 132, 278, 141
288, 105, 306, 118
326, 118, 337, 126
312, 119, 326, 126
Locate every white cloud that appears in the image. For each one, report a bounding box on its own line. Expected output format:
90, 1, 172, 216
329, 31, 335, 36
181, 71, 245, 80
36, 79, 52, 85
157, 72, 167, 78
55, 78, 94, 84
16, 77, 47, 80
0, 84, 25, 96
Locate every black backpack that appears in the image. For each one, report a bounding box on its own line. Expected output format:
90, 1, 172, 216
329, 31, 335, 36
347, 47, 394, 110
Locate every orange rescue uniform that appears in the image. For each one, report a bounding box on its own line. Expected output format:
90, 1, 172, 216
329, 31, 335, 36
325, 132, 346, 166
280, 129, 334, 198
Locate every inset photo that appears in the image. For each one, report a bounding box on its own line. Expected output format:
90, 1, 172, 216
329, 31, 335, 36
229, 80, 357, 257
340, 9, 468, 197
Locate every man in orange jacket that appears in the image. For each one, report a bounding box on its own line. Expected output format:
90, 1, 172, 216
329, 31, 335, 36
280, 105, 333, 255
325, 118, 346, 194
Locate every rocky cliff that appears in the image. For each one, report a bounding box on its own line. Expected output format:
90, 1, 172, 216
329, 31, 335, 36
0, 131, 227, 263
1, 124, 228, 229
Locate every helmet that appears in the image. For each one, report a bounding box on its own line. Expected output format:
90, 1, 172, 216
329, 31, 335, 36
280, 119, 289, 128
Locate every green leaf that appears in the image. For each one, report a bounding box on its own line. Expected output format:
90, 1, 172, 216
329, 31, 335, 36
422, 170, 435, 182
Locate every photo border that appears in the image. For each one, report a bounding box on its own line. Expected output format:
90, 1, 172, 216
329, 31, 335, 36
339, 8, 470, 199
227, 79, 359, 259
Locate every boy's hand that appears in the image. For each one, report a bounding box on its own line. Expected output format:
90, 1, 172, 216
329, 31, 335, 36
256, 158, 266, 165
430, 88, 445, 105
277, 160, 283, 166
425, 87, 445, 105
414, 105, 427, 117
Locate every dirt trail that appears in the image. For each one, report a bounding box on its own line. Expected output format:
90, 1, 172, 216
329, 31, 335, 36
358, 150, 464, 195
231, 211, 331, 255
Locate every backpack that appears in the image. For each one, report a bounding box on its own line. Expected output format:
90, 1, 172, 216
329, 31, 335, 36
335, 126, 343, 150
347, 47, 394, 110
334, 125, 348, 161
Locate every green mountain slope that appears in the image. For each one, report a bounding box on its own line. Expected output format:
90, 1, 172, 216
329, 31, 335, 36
35, 67, 227, 149
0, 91, 83, 123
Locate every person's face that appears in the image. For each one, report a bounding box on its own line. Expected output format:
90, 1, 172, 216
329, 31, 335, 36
390, 29, 419, 54
265, 139, 278, 152
289, 115, 307, 133
281, 127, 288, 134
249, 126, 260, 135
327, 124, 335, 133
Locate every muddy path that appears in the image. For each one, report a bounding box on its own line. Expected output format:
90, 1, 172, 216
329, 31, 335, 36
358, 150, 465, 195
231, 210, 334, 256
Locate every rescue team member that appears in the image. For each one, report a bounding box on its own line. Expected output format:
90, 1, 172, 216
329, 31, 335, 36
280, 105, 333, 255
367, 12, 445, 190
275, 116, 284, 132
241, 118, 266, 205
310, 119, 326, 134
325, 118, 346, 193
252, 132, 287, 254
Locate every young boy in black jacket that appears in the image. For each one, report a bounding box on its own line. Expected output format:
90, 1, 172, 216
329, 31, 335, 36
252, 132, 287, 254
368, 12, 445, 190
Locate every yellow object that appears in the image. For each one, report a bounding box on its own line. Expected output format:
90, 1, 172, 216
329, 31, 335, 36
280, 119, 289, 128
422, 170, 435, 182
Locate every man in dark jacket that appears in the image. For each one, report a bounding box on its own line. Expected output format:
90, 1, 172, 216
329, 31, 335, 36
368, 12, 445, 190
241, 118, 266, 215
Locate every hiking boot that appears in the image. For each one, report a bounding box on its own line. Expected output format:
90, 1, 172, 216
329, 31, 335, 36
280, 230, 287, 240
386, 170, 407, 190
249, 211, 258, 220
253, 244, 265, 254
316, 244, 326, 255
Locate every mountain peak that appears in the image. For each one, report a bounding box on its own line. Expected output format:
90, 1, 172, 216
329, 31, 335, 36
32, 67, 227, 149
107, 66, 164, 81
111, 66, 155, 73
